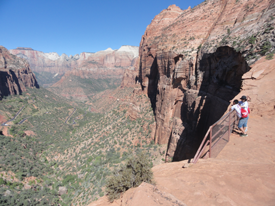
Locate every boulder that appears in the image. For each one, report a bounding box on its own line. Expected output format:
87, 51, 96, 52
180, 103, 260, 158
59, 186, 67, 196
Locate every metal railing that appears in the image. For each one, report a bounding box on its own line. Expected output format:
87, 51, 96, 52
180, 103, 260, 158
192, 110, 238, 163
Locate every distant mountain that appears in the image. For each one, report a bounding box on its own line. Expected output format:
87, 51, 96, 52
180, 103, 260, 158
9, 46, 139, 87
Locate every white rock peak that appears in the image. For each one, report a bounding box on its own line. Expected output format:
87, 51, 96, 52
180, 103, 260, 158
43, 52, 60, 61
105, 48, 113, 51
118, 46, 139, 57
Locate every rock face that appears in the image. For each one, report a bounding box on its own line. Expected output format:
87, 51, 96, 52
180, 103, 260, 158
9, 46, 139, 75
134, 0, 275, 160
0, 46, 39, 100
120, 57, 140, 88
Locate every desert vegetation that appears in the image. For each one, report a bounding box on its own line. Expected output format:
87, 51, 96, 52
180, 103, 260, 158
106, 152, 154, 202
0, 87, 164, 205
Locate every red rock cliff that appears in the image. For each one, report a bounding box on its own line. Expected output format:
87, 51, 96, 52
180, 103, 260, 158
0, 46, 39, 100
136, 0, 275, 160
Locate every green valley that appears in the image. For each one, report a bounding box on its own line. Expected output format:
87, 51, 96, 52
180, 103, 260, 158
0, 87, 164, 205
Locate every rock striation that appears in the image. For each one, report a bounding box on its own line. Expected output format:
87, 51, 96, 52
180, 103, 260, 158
0, 46, 39, 100
131, 0, 275, 161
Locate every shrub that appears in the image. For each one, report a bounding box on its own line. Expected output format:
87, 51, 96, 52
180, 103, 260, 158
105, 152, 154, 202
261, 41, 271, 55
62, 174, 77, 185
248, 36, 256, 44
0, 177, 5, 185
266, 52, 274, 60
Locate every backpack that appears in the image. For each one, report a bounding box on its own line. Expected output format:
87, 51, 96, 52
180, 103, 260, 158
241, 108, 248, 118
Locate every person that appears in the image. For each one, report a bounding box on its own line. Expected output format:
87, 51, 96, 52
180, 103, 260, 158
230, 99, 242, 133
230, 99, 241, 118
238, 95, 249, 136
239, 95, 249, 111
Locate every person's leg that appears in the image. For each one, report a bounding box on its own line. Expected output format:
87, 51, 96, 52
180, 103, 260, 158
242, 116, 249, 135
238, 119, 244, 134
238, 118, 247, 136
244, 116, 249, 133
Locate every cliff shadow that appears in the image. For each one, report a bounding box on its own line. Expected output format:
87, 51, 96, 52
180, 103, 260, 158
172, 46, 251, 161
147, 57, 159, 114
10, 70, 23, 95
0, 71, 11, 99
0, 70, 23, 99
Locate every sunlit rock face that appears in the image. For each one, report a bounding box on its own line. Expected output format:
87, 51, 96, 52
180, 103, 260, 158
0, 46, 39, 100
134, 0, 275, 160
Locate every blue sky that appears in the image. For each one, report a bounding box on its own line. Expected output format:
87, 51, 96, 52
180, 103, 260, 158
0, 0, 204, 56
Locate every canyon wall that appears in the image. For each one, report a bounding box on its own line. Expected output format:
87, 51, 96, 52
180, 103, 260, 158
0, 46, 39, 100
135, 0, 275, 161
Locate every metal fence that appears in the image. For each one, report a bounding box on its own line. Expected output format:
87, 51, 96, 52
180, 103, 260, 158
192, 110, 238, 163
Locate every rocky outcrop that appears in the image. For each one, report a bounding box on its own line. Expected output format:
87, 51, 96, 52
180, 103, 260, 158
135, 0, 275, 161
0, 46, 39, 100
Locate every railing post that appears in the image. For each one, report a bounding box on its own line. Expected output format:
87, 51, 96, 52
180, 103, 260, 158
228, 111, 231, 141
209, 126, 212, 158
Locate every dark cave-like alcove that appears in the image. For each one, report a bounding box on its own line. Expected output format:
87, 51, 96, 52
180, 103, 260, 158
173, 46, 251, 161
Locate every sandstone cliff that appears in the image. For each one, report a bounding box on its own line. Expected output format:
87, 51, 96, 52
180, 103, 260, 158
131, 0, 275, 161
0, 46, 39, 100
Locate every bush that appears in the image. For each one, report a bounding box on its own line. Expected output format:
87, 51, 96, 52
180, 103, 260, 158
261, 41, 271, 55
62, 174, 77, 185
105, 152, 154, 202
0, 177, 5, 185
248, 36, 256, 44
266, 52, 274, 60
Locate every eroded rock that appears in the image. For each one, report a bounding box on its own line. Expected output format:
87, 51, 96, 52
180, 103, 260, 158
0, 46, 39, 100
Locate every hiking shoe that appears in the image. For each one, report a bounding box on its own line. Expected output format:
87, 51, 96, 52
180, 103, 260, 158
240, 134, 248, 137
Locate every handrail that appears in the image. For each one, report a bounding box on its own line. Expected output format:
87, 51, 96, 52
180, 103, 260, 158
192, 110, 237, 163
192, 126, 212, 163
